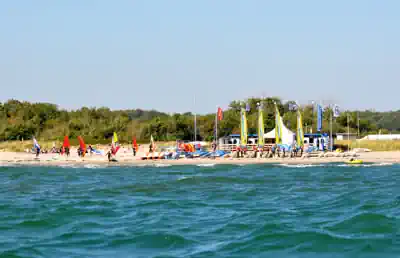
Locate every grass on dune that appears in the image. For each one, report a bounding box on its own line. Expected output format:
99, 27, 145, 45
336, 140, 400, 151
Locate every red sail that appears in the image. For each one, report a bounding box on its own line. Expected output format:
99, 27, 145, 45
111, 146, 120, 155
78, 136, 86, 157
132, 136, 138, 150
63, 136, 70, 148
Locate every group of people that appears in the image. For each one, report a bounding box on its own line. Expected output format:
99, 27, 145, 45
232, 143, 304, 158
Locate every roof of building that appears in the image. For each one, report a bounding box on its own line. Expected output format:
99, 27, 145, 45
304, 133, 329, 137
226, 134, 258, 137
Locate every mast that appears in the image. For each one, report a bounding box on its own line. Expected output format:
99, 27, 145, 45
357, 111, 360, 149
357, 111, 360, 137
329, 105, 333, 152
311, 101, 315, 133
215, 106, 218, 149
194, 96, 197, 142
347, 113, 350, 151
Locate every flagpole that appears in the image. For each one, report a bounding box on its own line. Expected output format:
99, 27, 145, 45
329, 105, 333, 152
347, 113, 350, 151
194, 95, 197, 142
215, 106, 218, 150
311, 101, 315, 133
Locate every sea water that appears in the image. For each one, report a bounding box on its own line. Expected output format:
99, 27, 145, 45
0, 163, 399, 257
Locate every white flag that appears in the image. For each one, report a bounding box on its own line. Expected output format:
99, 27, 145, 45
333, 105, 340, 118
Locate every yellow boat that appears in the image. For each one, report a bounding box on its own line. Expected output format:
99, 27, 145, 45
346, 159, 363, 165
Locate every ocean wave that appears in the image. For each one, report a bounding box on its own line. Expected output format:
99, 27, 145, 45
197, 163, 216, 167
83, 164, 103, 169
153, 163, 171, 167
324, 212, 396, 235
278, 164, 324, 168
337, 163, 394, 168
1, 164, 399, 257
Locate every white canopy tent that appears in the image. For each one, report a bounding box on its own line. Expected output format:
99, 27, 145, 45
264, 124, 295, 145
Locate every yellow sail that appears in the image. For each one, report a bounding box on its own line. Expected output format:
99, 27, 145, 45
275, 104, 283, 144
258, 104, 265, 146
240, 107, 248, 146
112, 132, 118, 144
297, 110, 304, 147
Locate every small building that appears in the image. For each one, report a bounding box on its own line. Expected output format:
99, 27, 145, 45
304, 133, 332, 151
336, 133, 358, 141
218, 134, 258, 146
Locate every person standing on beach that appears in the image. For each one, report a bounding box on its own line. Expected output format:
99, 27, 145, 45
211, 141, 217, 152
106, 150, 112, 161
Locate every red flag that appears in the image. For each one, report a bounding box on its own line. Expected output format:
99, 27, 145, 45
217, 107, 223, 121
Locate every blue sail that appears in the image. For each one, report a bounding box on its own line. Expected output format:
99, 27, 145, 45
317, 104, 323, 132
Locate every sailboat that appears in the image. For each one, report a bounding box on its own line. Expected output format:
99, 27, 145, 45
77, 136, 86, 158
141, 135, 160, 160
32, 136, 41, 158
150, 135, 156, 152
258, 103, 265, 148
132, 136, 138, 155
274, 103, 283, 145
111, 132, 120, 156
240, 106, 248, 148
297, 109, 304, 154
62, 135, 70, 156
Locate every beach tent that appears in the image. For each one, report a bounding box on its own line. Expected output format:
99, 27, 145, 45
264, 124, 295, 145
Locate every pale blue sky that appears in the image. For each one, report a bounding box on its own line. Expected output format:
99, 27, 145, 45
1, 0, 399, 113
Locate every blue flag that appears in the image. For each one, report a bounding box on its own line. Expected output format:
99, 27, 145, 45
317, 104, 323, 131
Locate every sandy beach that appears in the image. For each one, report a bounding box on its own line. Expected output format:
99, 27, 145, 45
1, 148, 400, 166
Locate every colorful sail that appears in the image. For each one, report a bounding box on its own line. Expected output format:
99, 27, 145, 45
111, 132, 120, 155
258, 103, 265, 146
63, 136, 70, 148
274, 103, 283, 144
297, 110, 304, 147
132, 136, 138, 151
33, 137, 40, 150
317, 104, 323, 132
150, 135, 156, 150
240, 107, 248, 146
77, 136, 86, 157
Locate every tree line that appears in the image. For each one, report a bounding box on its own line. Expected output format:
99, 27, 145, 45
1, 99, 399, 143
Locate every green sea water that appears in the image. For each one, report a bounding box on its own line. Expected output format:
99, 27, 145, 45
0, 163, 399, 258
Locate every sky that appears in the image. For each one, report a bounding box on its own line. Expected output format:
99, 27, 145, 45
0, 0, 399, 114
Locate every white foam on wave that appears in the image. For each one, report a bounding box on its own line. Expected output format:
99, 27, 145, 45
279, 164, 324, 168
337, 162, 394, 168
372, 162, 393, 166
84, 164, 103, 169
153, 163, 171, 167
197, 163, 216, 167
177, 176, 192, 181
58, 164, 79, 169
